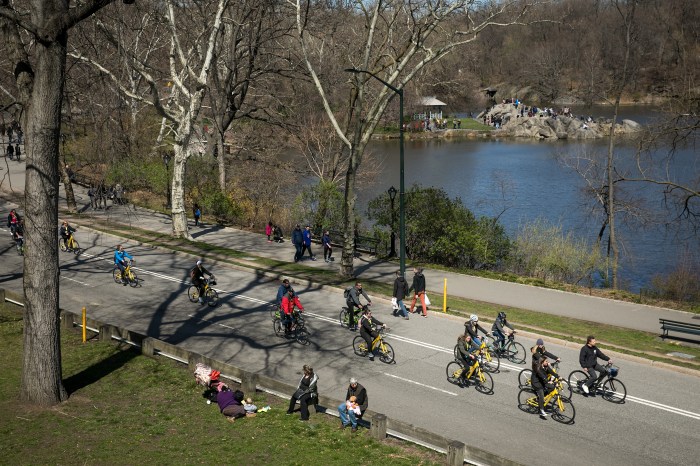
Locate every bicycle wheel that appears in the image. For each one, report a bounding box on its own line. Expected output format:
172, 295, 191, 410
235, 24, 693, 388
15, 242, 23, 256
339, 308, 349, 328
551, 396, 576, 424
353, 336, 368, 357
518, 368, 532, 388
187, 285, 199, 302
60, 241, 67, 252
505, 341, 527, 364
273, 318, 284, 337
112, 268, 122, 284
568, 370, 589, 396
296, 327, 310, 346
518, 388, 538, 414
482, 350, 500, 373
446, 361, 463, 385
127, 271, 138, 287
269, 304, 279, 320
453, 344, 460, 360
379, 341, 395, 364
559, 379, 573, 399
474, 369, 494, 394
71, 239, 81, 255
205, 288, 219, 307
601, 378, 627, 404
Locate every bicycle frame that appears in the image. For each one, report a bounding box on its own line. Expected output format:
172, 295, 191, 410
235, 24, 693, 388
528, 380, 566, 411
67, 234, 76, 249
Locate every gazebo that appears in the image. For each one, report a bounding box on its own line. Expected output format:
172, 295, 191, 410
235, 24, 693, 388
414, 96, 447, 121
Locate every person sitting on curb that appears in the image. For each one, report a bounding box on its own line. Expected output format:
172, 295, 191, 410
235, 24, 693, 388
338, 377, 368, 432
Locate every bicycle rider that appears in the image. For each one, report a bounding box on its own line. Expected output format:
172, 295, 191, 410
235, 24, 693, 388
359, 308, 385, 361
464, 314, 489, 346
190, 260, 214, 305
491, 311, 515, 351
276, 279, 294, 307
280, 288, 304, 335
7, 209, 21, 237
455, 334, 479, 384
113, 244, 134, 286
59, 221, 76, 249
531, 338, 561, 363
579, 335, 612, 396
346, 282, 372, 331
531, 357, 559, 419
12, 219, 24, 249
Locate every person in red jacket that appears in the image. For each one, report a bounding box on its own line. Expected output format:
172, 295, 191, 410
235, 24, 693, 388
281, 288, 304, 334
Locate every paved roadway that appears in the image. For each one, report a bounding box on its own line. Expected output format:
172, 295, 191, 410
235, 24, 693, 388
1, 216, 699, 466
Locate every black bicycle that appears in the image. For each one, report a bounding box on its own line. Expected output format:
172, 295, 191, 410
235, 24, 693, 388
568, 362, 626, 403
273, 309, 309, 345
491, 332, 527, 364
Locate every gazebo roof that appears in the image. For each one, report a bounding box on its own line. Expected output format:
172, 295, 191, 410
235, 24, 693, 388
419, 96, 447, 106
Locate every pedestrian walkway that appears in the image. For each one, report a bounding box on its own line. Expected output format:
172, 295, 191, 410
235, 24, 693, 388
2, 161, 697, 334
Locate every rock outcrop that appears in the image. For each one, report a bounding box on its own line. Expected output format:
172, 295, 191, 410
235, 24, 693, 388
482, 104, 642, 140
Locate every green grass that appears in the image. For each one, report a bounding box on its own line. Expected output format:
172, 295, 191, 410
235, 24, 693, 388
0, 302, 442, 465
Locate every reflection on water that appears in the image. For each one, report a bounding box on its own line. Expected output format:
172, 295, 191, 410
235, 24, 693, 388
362, 130, 698, 292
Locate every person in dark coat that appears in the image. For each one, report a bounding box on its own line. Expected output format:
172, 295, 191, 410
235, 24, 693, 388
338, 377, 368, 432
359, 308, 385, 361
216, 384, 246, 422
291, 224, 303, 262
579, 336, 611, 395
408, 266, 427, 317
392, 270, 409, 319
287, 365, 318, 421
531, 357, 559, 419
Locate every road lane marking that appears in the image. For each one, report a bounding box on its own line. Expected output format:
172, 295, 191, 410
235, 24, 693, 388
67, 252, 700, 421
187, 314, 236, 331
60, 276, 92, 287
383, 373, 458, 396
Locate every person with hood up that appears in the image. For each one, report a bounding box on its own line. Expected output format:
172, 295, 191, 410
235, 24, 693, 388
392, 270, 410, 320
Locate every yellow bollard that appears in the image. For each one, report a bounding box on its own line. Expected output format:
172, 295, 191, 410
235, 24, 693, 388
82, 306, 87, 343
443, 278, 447, 312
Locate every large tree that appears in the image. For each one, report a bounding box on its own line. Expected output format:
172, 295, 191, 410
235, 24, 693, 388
0, 0, 134, 406
291, 0, 549, 277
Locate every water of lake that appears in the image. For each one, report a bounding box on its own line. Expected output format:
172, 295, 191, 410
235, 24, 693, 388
361, 125, 698, 292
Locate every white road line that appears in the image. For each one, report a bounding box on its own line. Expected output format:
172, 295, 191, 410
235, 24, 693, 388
383, 373, 458, 396
60, 276, 92, 287
64, 252, 700, 421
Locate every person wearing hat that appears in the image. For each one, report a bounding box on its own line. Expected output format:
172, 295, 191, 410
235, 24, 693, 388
190, 259, 214, 304
338, 377, 368, 432
531, 338, 560, 364
491, 312, 515, 351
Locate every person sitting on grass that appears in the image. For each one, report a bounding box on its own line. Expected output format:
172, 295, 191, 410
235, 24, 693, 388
216, 383, 245, 422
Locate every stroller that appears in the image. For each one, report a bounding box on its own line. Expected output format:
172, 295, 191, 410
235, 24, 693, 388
273, 225, 284, 243
194, 362, 222, 403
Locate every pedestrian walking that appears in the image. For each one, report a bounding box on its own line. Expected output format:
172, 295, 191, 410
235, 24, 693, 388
6, 143, 14, 160
14, 144, 20, 161
88, 186, 96, 210
409, 266, 428, 317
301, 225, 316, 260
193, 203, 201, 227
292, 224, 303, 262
392, 270, 409, 319
322, 229, 332, 262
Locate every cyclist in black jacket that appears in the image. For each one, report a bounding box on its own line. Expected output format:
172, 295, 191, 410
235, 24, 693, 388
359, 308, 384, 361
532, 357, 559, 419
531, 338, 561, 363
579, 335, 612, 395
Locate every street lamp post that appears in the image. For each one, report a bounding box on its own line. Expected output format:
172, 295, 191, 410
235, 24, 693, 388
345, 68, 405, 276
388, 186, 397, 257
163, 153, 171, 210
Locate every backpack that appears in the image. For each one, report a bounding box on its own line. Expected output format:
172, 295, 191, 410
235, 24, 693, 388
344, 287, 352, 300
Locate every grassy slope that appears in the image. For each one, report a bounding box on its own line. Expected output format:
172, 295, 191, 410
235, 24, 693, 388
0, 302, 442, 465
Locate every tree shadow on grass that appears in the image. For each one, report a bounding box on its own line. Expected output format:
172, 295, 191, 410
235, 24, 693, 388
63, 344, 140, 394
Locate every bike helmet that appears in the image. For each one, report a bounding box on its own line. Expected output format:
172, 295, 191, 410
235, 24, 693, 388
469, 314, 478, 322
498, 312, 506, 320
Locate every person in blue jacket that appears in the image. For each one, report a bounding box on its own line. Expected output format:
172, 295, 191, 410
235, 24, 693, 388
113, 244, 134, 286
301, 225, 316, 261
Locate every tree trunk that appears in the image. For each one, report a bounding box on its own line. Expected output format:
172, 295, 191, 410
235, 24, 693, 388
339, 156, 358, 277
21, 19, 67, 406
170, 144, 190, 239
216, 132, 226, 192
59, 151, 77, 213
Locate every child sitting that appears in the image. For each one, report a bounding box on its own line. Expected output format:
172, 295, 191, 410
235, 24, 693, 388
244, 397, 258, 416
346, 396, 361, 416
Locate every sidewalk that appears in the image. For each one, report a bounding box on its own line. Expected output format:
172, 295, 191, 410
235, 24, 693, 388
2, 160, 698, 334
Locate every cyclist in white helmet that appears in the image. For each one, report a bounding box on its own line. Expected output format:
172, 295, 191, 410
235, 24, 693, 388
464, 314, 489, 346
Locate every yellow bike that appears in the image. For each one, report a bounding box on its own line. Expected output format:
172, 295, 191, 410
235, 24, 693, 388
446, 351, 494, 394
60, 233, 81, 254
518, 361, 571, 398
454, 337, 500, 373
518, 378, 576, 424
353, 327, 395, 364
187, 277, 219, 307
113, 259, 139, 287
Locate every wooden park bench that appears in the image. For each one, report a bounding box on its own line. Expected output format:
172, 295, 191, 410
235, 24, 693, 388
312, 229, 380, 256
659, 318, 700, 342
